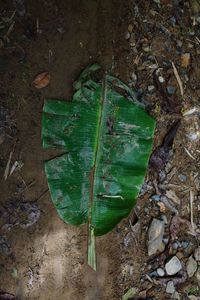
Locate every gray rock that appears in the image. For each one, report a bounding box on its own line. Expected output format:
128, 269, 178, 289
166, 281, 175, 294
148, 85, 155, 93
158, 76, 165, 83
178, 174, 187, 182
187, 255, 197, 278
194, 247, 200, 261
148, 218, 165, 256
172, 291, 181, 300
157, 267, 165, 277
165, 256, 182, 275
196, 267, 200, 283
167, 86, 176, 95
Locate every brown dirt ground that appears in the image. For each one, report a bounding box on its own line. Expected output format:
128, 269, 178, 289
0, 1, 200, 300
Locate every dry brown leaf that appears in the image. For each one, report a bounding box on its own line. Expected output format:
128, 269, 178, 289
181, 53, 191, 68
33, 71, 50, 89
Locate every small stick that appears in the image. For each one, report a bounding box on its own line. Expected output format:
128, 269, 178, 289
172, 61, 184, 97
184, 147, 195, 160
190, 190, 194, 231
4, 140, 17, 180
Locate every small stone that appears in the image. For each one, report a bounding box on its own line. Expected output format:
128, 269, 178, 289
151, 194, 160, 201
157, 267, 165, 277
142, 45, 150, 52
125, 32, 130, 40
167, 86, 176, 95
196, 267, 200, 283
165, 256, 182, 275
188, 43, 194, 49
194, 247, 200, 261
187, 255, 197, 278
148, 218, 165, 256
181, 241, 189, 249
172, 291, 181, 300
147, 85, 155, 93
131, 72, 137, 82
166, 281, 175, 294
178, 174, 187, 182
172, 242, 178, 250
158, 76, 165, 83
177, 40, 183, 48
170, 16, 176, 26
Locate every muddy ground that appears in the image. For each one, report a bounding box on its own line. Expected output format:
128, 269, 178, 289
0, 0, 200, 299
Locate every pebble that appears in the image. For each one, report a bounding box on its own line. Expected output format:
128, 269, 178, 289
170, 16, 176, 26
196, 267, 200, 283
177, 40, 183, 48
150, 194, 160, 201
178, 174, 187, 182
157, 267, 165, 277
172, 291, 181, 300
158, 76, 165, 83
125, 32, 130, 40
147, 85, 155, 93
166, 281, 175, 294
142, 45, 150, 52
148, 218, 165, 256
194, 247, 200, 261
186, 255, 197, 278
131, 72, 137, 82
166, 86, 176, 95
165, 256, 182, 275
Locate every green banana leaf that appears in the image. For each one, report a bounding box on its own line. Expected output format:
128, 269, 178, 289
42, 64, 156, 269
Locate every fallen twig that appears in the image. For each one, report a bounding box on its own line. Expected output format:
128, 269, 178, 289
190, 190, 195, 231
4, 151, 13, 180
184, 147, 195, 160
171, 61, 184, 97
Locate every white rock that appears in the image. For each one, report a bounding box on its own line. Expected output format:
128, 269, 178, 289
166, 281, 175, 294
187, 255, 197, 278
148, 85, 155, 93
148, 218, 165, 256
165, 256, 182, 275
158, 76, 165, 83
157, 267, 165, 277
194, 247, 200, 261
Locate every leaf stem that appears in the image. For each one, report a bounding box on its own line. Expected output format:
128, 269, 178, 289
88, 227, 96, 270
